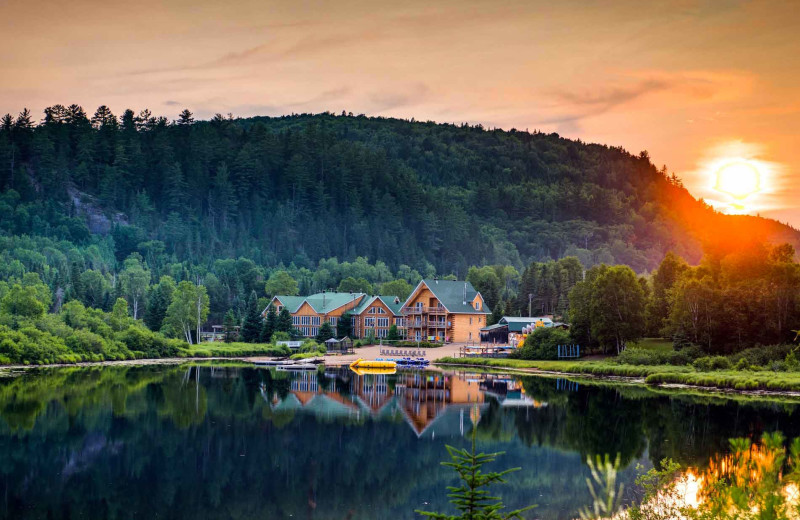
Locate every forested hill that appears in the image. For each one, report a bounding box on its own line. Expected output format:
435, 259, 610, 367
0, 106, 797, 274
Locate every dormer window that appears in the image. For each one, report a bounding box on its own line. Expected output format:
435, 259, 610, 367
474, 301, 481, 310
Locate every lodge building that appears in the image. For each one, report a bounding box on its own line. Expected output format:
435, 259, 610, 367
402, 279, 490, 343
265, 278, 490, 343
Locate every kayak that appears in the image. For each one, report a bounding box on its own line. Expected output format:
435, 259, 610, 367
349, 358, 397, 369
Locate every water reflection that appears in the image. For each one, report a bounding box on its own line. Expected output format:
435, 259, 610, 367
0, 364, 799, 519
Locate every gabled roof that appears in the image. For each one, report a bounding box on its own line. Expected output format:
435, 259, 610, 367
404, 279, 491, 315
268, 295, 306, 314
264, 292, 366, 316
352, 295, 404, 316
304, 292, 366, 314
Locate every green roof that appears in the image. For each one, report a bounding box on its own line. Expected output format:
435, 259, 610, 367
269, 295, 306, 314
303, 292, 365, 314
351, 295, 404, 316
480, 323, 506, 332
267, 293, 365, 315
410, 279, 491, 315
498, 316, 553, 332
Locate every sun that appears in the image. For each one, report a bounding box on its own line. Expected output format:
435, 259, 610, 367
713, 161, 761, 200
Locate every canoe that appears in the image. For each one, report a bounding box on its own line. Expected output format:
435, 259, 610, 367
349, 358, 397, 369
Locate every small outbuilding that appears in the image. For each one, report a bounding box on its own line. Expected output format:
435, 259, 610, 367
325, 337, 354, 354
480, 316, 558, 345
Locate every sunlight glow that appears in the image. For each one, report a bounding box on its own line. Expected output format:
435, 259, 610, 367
714, 161, 761, 200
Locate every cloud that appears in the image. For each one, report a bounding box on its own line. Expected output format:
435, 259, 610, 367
554, 79, 668, 110
368, 84, 430, 113
164, 100, 181, 106
541, 79, 670, 130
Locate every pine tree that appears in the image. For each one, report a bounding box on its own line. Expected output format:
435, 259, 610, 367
387, 324, 400, 341
144, 276, 176, 331
260, 305, 277, 342
223, 309, 237, 343
315, 321, 334, 343
416, 406, 536, 519
240, 291, 262, 343
69, 262, 83, 302
276, 307, 293, 333
337, 311, 353, 339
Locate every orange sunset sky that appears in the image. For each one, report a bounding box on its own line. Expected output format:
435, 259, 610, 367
1, 0, 798, 226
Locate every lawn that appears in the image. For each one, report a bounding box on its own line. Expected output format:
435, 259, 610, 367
434, 357, 800, 392
181, 342, 290, 358
627, 338, 674, 352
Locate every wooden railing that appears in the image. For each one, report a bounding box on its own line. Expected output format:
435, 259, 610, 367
402, 306, 448, 315
405, 320, 451, 329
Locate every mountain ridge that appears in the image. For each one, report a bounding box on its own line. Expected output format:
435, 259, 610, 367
0, 108, 797, 273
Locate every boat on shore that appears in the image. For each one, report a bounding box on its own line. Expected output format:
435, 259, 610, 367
349, 358, 397, 369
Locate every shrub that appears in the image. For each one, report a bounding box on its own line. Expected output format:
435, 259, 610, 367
116, 326, 184, 358
393, 340, 441, 349
615, 348, 665, 366
731, 345, 794, 367
786, 350, 800, 371
692, 356, 732, 372
512, 328, 571, 360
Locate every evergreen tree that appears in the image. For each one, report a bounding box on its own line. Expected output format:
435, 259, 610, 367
387, 324, 400, 341
69, 261, 83, 302
240, 291, 262, 343
144, 276, 176, 331
276, 307, 293, 333
417, 406, 536, 519
315, 321, 334, 343
260, 305, 277, 343
489, 300, 505, 326
337, 311, 353, 338
223, 309, 237, 343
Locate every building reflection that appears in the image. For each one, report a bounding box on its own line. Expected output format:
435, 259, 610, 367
259, 368, 546, 438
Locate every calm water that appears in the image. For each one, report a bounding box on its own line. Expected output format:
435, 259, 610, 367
1, 364, 799, 519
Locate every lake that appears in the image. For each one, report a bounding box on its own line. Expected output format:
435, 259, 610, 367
0, 363, 799, 519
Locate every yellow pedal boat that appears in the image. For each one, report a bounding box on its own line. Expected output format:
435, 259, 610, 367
350, 366, 396, 376
349, 358, 397, 369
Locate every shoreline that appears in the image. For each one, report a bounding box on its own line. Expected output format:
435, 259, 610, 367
6, 355, 800, 400
433, 360, 800, 399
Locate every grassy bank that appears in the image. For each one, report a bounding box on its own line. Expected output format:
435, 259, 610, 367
180, 342, 290, 358
434, 357, 800, 392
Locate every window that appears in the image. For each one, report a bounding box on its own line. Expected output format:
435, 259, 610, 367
470, 317, 473, 325
474, 301, 481, 310
328, 317, 338, 326
292, 316, 301, 326
365, 318, 375, 327
394, 317, 405, 326
310, 327, 319, 336
377, 329, 388, 338
377, 318, 389, 327
311, 316, 320, 325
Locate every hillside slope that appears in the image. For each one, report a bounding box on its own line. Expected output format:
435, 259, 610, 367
0, 108, 797, 273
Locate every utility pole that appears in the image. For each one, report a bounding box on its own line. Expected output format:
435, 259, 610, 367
528, 293, 533, 317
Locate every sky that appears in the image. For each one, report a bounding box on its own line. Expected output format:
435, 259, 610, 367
1, 0, 798, 226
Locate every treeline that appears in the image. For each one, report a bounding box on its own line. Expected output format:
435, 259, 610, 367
4, 105, 797, 277
566, 243, 800, 355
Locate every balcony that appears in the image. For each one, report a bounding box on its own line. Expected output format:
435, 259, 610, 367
402, 306, 448, 315
406, 320, 452, 329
